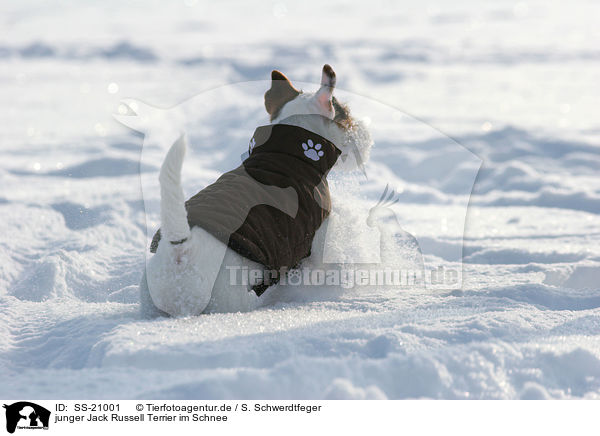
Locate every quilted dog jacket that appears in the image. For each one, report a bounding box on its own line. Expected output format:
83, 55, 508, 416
150, 117, 341, 288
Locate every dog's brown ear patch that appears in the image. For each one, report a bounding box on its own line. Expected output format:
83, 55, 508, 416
264, 70, 300, 120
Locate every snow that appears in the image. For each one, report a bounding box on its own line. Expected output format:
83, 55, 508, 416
1, 0, 600, 399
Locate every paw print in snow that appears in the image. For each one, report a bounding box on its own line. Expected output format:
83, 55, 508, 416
302, 139, 324, 161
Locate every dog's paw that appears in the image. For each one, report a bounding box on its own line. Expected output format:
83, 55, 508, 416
302, 139, 324, 161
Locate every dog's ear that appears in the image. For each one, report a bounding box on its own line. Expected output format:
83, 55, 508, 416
315, 64, 336, 116
264, 70, 300, 118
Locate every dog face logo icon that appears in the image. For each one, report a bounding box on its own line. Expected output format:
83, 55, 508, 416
3, 402, 50, 434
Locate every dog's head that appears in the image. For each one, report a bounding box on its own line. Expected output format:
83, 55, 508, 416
265, 64, 355, 128
264, 65, 370, 173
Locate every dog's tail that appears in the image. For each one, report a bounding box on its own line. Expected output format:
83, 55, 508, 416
159, 134, 191, 244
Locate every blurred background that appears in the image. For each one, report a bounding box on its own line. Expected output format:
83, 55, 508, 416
3, 0, 599, 141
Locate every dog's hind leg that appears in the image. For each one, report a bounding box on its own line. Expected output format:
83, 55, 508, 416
146, 227, 226, 316
139, 270, 169, 318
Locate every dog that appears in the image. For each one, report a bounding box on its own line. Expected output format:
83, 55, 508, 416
140, 65, 372, 317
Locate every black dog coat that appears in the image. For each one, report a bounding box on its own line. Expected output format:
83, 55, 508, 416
150, 117, 341, 295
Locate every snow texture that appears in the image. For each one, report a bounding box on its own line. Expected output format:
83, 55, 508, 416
1, 0, 600, 399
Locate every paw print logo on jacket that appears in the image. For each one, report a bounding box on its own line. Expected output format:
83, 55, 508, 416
302, 139, 324, 161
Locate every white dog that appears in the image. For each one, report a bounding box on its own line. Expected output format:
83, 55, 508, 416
140, 65, 372, 317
